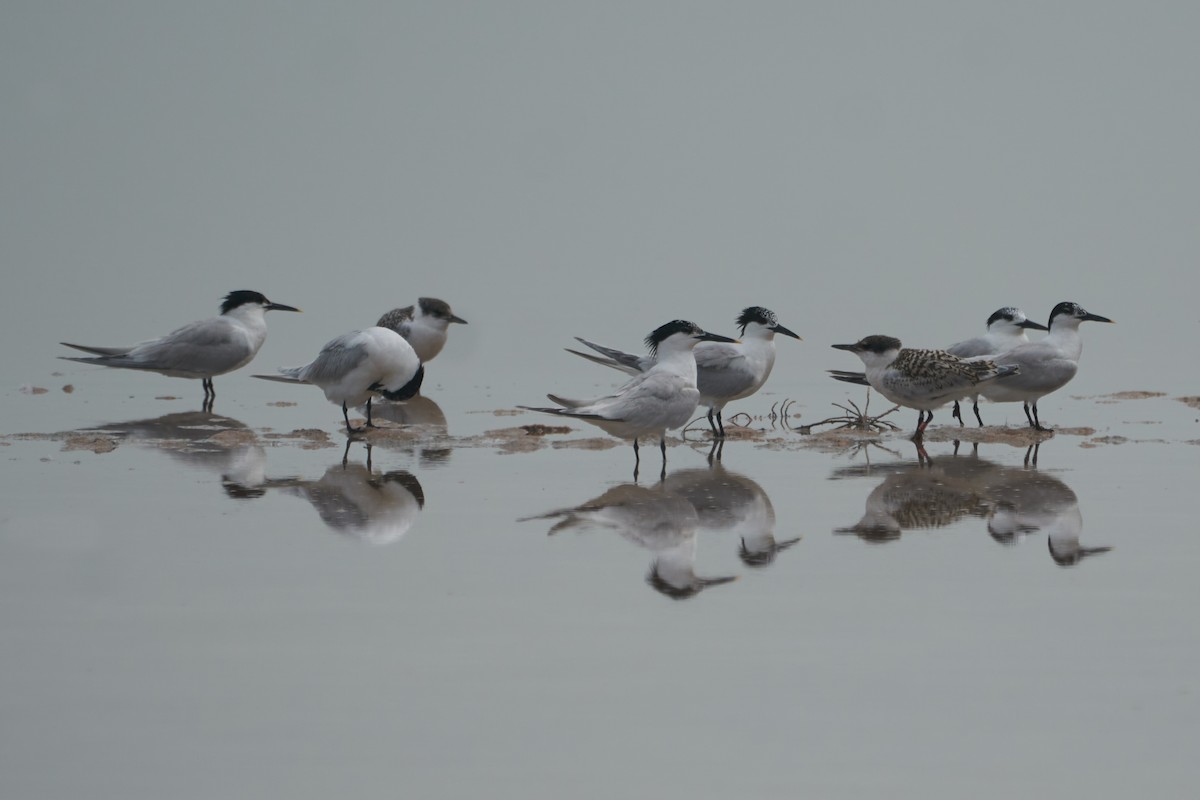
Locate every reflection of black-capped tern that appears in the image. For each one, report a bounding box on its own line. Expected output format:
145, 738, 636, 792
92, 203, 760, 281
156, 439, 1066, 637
944, 308, 1048, 426
980, 302, 1114, 431
521, 321, 736, 478
567, 307, 800, 438
86, 411, 268, 498
60, 290, 300, 406
830, 336, 1018, 437
520, 482, 737, 599
255, 327, 424, 433
985, 463, 1111, 566
267, 445, 425, 545
376, 297, 467, 363
663, 461, 799, 567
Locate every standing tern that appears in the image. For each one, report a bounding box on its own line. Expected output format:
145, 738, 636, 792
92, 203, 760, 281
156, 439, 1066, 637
567, 306, 800, 438
254, 326, 424, 433
830, 335, 1018, 438
980, 301, 1114, 431
60, 290, 300, 406
376, 297, 467, 363
520, 320, 735, 478
945, 307, 1048, 426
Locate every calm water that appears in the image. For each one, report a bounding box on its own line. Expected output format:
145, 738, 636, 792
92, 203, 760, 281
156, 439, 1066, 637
4, 3, 1200, 798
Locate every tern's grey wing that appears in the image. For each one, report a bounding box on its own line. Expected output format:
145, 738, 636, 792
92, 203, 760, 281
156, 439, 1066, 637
377, 305, 415, 334
945, 336, 993, 358
111, 317, 253, 376
60, 342, 135, 357
571, 337, 649, 374
297, 333, 370, 384
694, 344, 753, 399
589, 371, 696, 424
828, 370, 870, 386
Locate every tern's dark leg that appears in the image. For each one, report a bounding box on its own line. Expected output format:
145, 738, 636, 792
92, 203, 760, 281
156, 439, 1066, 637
659, 437, 668, 480
706, 408, 719, 437
715, 410, 725, 438
632, 438, 640, 481
972, 399, 984, 427
365, 397, 377, 428
1032, 402, 1051, 432
952, 400, 963, 426
343, 401, 357, 434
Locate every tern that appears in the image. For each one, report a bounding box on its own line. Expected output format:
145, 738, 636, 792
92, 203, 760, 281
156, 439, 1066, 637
60, 290, 300, 406
830, 335, 1018, 438
376, 297, 467, 363
945, 307, 1048, 425
254, 326, 424, 433
520, 320, 736, 478
567, 306, 800, 437
980, 302, 1114, 431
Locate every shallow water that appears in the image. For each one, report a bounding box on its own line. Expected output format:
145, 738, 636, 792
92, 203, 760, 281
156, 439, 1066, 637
3, 383, 1197, 799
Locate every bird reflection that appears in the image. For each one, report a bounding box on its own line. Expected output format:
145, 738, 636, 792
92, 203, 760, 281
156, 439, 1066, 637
832, 441, 1111, 565
520, 481, 737, 599
358, 395, 453, 467
832, 447, 992, 543
265, 442, 425, 545
663, 455, 799, 567
85, 411, 268, 498
985, 455, 1111, 566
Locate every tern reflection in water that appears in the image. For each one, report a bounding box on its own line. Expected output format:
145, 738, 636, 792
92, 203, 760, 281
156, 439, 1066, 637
833, 441, 1111, 565
85, 411, 268, 498
663, 451, 799, 567
985, 453, 1111, 566
265, 442, 425, 545
358, 395, 453, 467
520, 481, 737, 599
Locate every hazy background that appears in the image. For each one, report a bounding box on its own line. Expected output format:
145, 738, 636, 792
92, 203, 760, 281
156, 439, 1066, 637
3, 1, 1197, 425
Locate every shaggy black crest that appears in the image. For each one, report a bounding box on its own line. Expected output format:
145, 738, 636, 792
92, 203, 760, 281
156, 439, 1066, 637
644, 320, 702, 356
986, 307, 1022, 327
736, 306, 777, 332
220, 290, 271, 314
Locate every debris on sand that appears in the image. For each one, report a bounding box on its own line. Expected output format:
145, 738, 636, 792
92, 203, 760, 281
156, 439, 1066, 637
1176, 396, 1200, 410
62, 435, 119, 454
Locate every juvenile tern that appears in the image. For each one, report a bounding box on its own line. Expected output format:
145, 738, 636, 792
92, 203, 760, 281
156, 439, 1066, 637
945, 307, 1048, 426
830, 335, 1018, 437
567, 306, 800, 437
980, 302, 1114, 431
521, 320, 735, 478
826, 307, 1047, 426
376, 297, 467, 363
254, 326, 423, 433
60, 290, 300, 405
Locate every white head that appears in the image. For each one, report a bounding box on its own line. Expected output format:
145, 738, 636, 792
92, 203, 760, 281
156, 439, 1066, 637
985, 306, 1048, 336
735, 306, 802, 341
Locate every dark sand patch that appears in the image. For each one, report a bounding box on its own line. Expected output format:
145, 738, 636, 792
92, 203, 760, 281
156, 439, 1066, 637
1177, 396, 1200, 409
62, 435, 119, 454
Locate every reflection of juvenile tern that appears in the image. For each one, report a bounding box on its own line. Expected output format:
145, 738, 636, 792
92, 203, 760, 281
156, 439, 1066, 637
267, 445, 425, 545
980, 302, 1114, 431
568, 307, 800, 438
376, 297, 467, 362
60, 290, 300, 406
663, 461, 799, 567
830, 335, 1018, 438
520, 483, 737, 599
255, 327, 424, 433
520, 320, 735, 478
833, 454, 991, 543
